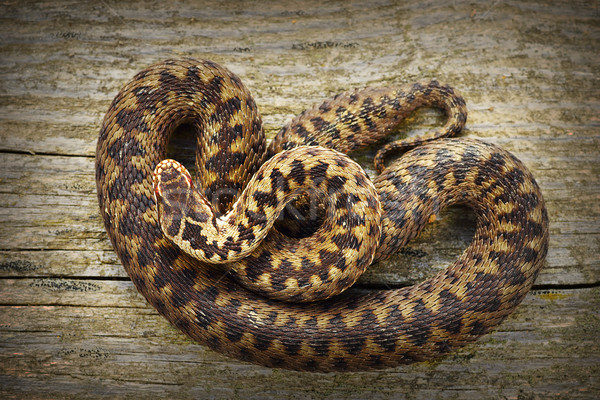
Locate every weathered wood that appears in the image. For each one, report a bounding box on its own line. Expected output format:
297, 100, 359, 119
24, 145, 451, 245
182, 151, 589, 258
0, 0, 599, 398
0, 283, 598, 398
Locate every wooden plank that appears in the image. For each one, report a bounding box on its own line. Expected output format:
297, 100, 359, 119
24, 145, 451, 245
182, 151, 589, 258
0, 284, 598, 399
0, 0, 599, 398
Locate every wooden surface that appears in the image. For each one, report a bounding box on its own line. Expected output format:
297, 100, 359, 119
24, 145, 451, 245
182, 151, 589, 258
1, 1, 599, 398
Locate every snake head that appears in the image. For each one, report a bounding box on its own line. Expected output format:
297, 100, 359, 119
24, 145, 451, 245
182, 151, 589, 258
152, 159, 218, 256
152, 159, 193, 209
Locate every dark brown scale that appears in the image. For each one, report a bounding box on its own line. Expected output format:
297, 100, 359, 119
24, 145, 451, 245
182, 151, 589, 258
96, 58, 549, 372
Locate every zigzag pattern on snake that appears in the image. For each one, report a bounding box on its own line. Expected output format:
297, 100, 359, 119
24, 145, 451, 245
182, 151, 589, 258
95, 58, 549, 371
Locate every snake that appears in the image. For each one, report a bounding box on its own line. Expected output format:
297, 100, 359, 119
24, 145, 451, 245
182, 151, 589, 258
95, 58, 549, 371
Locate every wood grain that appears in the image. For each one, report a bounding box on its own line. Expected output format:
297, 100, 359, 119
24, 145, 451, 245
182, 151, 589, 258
1, 0, 598, 398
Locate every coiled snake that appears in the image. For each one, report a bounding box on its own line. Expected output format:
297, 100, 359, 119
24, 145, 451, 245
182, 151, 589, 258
96, 58, 549, 371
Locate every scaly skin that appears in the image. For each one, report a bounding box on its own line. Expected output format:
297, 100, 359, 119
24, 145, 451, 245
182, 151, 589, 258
96, 58, 549, 371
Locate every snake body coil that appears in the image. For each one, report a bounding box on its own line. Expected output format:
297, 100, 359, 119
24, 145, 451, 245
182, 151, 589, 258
96, 59, 549, 371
